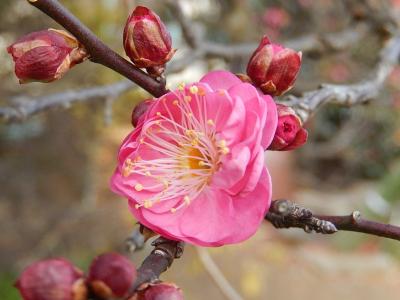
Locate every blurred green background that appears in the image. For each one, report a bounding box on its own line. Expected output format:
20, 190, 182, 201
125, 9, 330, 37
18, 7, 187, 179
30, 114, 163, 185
1, 0, 400, 299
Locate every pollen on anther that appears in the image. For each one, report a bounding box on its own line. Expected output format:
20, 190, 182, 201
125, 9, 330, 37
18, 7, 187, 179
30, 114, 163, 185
173, 100, 179, 105
178, 83, 185, 91
144, 200, 153, 208
140, 138, 145, 144
184, 195, 190, 204
162, 180, 169, 188
198, 161, 206, 167
190, 85, 199, 94
221, 147, 230, 155
134, 183, 143, 191
218, 139, 227, 148
207, 119, 215, 126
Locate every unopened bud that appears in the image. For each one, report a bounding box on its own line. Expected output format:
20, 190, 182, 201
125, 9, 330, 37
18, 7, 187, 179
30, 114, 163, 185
268, 104, 308, 151
134, 282, 183, 300
15, 258, 87, 300
87, 253, 137, 299
7, 29, 88, 83
131, 99, 154, 127
247, 36, 301, 96
123, 6, 176, 75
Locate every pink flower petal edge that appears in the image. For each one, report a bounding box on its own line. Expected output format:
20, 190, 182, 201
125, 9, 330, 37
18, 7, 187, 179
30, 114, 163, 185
110, 70, 278, 246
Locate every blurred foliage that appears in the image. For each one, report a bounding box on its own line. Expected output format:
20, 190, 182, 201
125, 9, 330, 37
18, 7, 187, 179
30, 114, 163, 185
0, 273, 19, 300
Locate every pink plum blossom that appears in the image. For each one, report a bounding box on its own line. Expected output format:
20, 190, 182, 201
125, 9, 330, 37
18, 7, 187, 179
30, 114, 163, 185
110, 70, 278, 247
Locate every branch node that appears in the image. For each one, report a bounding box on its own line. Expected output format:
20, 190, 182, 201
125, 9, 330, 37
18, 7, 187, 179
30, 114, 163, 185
266, 199, 338, 234
352, 210, 362, 222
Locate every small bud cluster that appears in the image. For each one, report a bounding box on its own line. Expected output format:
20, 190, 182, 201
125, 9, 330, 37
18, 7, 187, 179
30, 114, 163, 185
244, 35, 307, 151
15, 253, 183, 300
7, 6, 175, 83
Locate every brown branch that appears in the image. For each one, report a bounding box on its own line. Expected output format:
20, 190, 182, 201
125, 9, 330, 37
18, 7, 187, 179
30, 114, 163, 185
128, 237, 184, 296
266, 199, 400, 241
282, 33, 400, 122
26, 0, 167, 97
0, 53, 195, 123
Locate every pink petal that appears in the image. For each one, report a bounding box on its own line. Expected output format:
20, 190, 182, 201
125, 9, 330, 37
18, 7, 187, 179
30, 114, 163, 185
261, 95, 278, 148
200, 70, 242, 91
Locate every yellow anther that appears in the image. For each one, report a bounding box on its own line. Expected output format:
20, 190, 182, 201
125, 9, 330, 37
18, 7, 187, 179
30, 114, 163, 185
207, 119, 215, 126
156, 112, 162, 116
162, 179, 169, 188
144, 200, 153, 208
155, 120, 161, 125
189, 85, 199, 94
123, 167, 131, 177
173, 100, 179, 105
198, 161, 206, 167
218, 139, 227, 148
198, 87, 206, 96
221, 147, 230, 155
191, 139, 199, 146
178, 83, 185, 91
184, 195, 191, 204
140, 138, 145, 144
171, 208, 177, 213
134, 183, 143, 191
184, 96, 192, 102
145, 171, 152, 176
188, 112, 193, 117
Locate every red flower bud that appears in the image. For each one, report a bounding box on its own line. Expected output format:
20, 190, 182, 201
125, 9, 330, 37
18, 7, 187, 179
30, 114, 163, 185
7, 29, 88, 84
134, 282, 184, 300
15, 258, 87, 300
247, 36, 301, 96
131, 99, 154, 127
268, 104, 308, 151
87, 253, 137, 299
123, 6, 176, 72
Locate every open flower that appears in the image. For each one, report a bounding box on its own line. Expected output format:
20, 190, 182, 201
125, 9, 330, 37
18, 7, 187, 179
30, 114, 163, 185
110, 71, 278, 246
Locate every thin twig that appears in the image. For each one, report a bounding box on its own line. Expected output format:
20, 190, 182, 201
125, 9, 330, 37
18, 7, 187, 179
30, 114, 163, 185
265, 199, 400, 241
196, 247, 243, 300
0, 81, 133, 122
283, 33, 400, 122
27, 0, 167, 97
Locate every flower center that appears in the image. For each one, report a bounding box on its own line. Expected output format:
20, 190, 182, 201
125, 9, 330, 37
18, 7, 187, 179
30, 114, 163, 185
123, 84, 229, 213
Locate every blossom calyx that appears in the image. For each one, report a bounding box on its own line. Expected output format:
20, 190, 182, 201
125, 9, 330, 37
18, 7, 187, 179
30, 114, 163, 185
87, 252, 137, 299
268, 104, 308, 151
7, 29, 88, 83
247, 36, 301, 96
133, 282, 184, 300
131, 99, 154, 127
15, 258, 87, 300
123, 6, 176, 73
